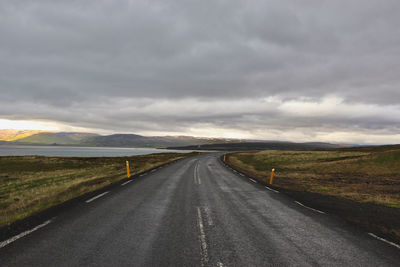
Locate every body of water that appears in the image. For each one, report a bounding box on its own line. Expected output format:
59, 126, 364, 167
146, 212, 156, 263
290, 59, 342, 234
0, 145, 195, 157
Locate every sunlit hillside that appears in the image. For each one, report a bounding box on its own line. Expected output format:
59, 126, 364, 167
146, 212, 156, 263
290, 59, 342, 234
0, 129, 46, 141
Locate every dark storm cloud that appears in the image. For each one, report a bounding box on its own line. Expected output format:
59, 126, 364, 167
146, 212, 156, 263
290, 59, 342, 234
1, 0, 400, 143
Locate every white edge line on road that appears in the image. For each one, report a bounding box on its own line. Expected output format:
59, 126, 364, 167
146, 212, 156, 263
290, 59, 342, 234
265, 186, 279, 193
294, 201, 325, 214
249, 178, 257, 183
86, 191, 109, 203
368, 233, 400, 249
239, 173, 245, 177
150, 169, 156, 173
121, 180, 132, 186
0, 219, 52, 249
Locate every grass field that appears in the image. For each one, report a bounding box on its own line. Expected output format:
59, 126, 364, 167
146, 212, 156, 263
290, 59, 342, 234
0, 153, 194, 227
227, 148, 400, 241
228, 149, 400, 208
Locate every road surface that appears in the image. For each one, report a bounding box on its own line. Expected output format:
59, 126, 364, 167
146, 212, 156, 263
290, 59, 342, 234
1, 153, 399, 266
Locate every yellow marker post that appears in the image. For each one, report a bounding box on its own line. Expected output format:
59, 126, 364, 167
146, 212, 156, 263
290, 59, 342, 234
223, 155, 226, 162
269, 168, 275, 185
126, 161, 131, 178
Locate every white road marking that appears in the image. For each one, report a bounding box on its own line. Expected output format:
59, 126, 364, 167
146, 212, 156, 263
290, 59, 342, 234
265, 186, 279, 193
249, 178, 257, 183
217, 262, 224, 267
194, 163, 198, 184
368, 233, 400, 249
150, 169, 156, 173
197, 207, 209, 266
239, 173, 245, 177
85, 191, 109, 203
204, 207, 214, 226
0, 219, 52, 249
197, 164, 201, 184
294, 201, 325, 214
121, 180, 132, 186
194, 162, 202, 185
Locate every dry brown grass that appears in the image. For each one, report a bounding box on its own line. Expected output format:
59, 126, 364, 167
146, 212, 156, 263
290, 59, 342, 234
228, 149, 400, 208
0, 153, 194, 226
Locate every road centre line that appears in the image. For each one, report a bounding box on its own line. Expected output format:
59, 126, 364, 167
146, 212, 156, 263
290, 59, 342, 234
368, 233, 400, 249
294, 201, 325, 214
121, 180, 132, 186
197, 163, 201, 185
86, 191, 109, 203
0, 219, 52, 249
194, 163, 198, 184
194, 162, 202, 185
196, 207, 209, 266
265, 186, 279, 193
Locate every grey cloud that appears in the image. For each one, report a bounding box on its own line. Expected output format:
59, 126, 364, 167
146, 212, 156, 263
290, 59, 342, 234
1, 0, 400, 143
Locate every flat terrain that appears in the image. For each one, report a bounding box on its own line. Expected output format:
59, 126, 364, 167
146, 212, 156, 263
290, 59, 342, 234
227, 148, 400, 242
0, 153, 193, 227
1, 153, 399, 266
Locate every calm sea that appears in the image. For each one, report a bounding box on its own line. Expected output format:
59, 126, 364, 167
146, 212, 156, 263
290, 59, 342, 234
0, 145, 194, 157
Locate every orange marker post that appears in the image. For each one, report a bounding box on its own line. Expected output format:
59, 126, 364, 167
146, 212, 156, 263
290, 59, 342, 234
269, 168, 275, 185
126, 161, 131, 178
223, 155, 226, 162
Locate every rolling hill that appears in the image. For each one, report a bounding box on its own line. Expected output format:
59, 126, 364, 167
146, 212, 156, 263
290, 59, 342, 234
167, 141, 348, 151
13, 132, 99, 145
0, 130, 45, 141
1, 130, 238, 148
0, 130, 353, 150
80, 134, 235, 148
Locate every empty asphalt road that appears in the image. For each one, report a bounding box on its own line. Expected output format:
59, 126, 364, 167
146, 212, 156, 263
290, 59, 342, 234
1, 153, 399, 266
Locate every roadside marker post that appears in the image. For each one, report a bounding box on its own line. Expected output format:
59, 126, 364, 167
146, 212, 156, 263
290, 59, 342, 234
223, 155, 226, 162
126, 161, 131, 178
269, 168, 275, 185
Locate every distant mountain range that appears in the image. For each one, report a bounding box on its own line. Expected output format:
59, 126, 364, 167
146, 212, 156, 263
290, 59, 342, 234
168, 142, 350, 151
0, 130, 238, 148
0, 129, 351, 150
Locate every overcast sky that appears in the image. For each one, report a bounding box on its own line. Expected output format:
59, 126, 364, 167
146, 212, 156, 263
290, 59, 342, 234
1, 0, 400, 144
